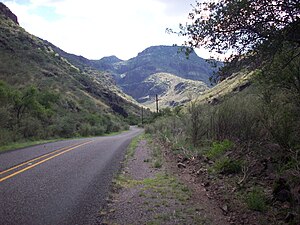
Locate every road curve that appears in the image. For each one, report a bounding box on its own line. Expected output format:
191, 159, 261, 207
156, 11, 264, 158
0, 127, 143, 225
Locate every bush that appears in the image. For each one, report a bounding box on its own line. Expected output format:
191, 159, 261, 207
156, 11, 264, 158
91, 125, 106, 136
214, 157, 242, 174
0, 128, 14, 145
78, 123, 92, 137
153, 159, 163, 168
187, 101, 210, 146
245, 187, 267, 212
54, 116, 78, 138
19, 116, 44, 139
211, 91, 262, 141
205, 139, 233, 159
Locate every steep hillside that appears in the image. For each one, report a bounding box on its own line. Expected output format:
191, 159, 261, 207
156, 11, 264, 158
0, 3, 142, 145
136, 73, 208, 110
92, 46, 220, 102
42, 40, 139, 106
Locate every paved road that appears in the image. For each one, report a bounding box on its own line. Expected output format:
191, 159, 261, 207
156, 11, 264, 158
0, 127, 143, 225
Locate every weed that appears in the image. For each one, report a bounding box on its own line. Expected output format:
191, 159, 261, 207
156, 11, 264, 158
140, 173, 191, 203
245, 187, 267, 212
126, 133, 144, 160
153, 159, 163, 168
114, 174, 141, 188
205, 139, 234, 159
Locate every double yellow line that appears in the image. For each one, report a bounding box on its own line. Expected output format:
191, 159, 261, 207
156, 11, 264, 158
0, 140, 93, 183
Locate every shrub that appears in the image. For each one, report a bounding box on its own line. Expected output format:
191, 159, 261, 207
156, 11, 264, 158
245, 187, 267, 212
187, 101, 210, 146
153, 159, 163, 168
19, 116, 44, 139
0, 128, 14, 145
91, 125, 106, 136
214, 157, 242, 174
205, 139, 233, 159
211, 91, 262, 141
78, 123, 92, 137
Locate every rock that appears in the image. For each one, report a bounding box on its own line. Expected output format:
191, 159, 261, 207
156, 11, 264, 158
177, 162, 186, 168
232, 81, 251, 92
196, 168, 207, 175
202, 182, 210, 187
203, 156, 209, 163
206, 193, 212, 199
208, 160, 214, 165
0, 3, 19, 25
208, 97, 220, 105
221, 204, 229, 214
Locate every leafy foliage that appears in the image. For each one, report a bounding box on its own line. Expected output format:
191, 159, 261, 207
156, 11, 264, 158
150, 0, 300, 223
171, 0, 299, 57
205, 140, 233, 160
0, 81, 129, 145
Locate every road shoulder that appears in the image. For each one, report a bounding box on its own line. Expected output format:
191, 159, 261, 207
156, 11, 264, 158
99, 134, 229, 225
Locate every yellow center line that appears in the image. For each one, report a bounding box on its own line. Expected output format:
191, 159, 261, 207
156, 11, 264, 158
0, 140, 93, 183
0, 141, 90, 175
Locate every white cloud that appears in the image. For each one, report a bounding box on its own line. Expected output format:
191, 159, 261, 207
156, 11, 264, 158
3, 0, 215, 60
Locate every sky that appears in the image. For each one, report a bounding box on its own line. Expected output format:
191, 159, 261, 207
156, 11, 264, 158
2, 0, 213, 60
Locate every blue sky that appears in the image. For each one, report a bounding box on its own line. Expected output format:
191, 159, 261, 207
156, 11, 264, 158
3, 0, 215, 60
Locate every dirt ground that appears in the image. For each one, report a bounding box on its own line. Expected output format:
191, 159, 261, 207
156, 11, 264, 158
99, 136, 230, 225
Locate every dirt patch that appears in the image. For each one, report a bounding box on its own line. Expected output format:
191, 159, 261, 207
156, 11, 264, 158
99, 135, 230, 225
161, 139, 300, 225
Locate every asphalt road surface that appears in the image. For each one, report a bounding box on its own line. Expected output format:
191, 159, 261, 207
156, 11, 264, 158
0, 127, 143, 225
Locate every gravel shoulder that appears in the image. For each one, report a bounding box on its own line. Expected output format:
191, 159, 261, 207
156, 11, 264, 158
100, 134, 229, 225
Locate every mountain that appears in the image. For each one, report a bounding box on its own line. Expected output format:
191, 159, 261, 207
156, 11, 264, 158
139, 73, 208, 110
91, 46, 220, 104
45, 43, 219, 109
0, 3, 143, 145
42, 40, 138, 105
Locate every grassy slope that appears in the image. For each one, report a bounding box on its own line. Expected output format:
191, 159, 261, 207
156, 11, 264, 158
195, 69, 254, 104
141, 72, 209, 110
0, 13, 141, 117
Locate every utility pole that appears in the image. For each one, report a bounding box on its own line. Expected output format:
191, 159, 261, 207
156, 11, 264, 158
156, 94, 159, 113
141, 107, 144, 125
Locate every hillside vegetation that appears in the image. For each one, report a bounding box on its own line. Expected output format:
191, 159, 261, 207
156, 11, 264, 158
0, 3, 143, 146
147, 1, 300, 224
140, 72, 208, 110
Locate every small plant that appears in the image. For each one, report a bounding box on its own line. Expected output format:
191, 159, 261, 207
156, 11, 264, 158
245, 187, 267, 212
205, 139, 234, 159
214, 157, 242, 174
153, 159, 163, 168
126, 134, 143, 160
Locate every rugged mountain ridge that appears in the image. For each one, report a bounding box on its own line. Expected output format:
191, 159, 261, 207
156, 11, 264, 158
46, 43, 218, 109
94, 46, 217, 84
90, 46, 219, 106
0, 2, 18, 24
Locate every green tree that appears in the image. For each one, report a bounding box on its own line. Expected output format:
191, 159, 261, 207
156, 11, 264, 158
169, 0, 300, 75
173, 0, 299, 53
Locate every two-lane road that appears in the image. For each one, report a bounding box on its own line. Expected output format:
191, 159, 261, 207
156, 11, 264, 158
0, 127, 143, 225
